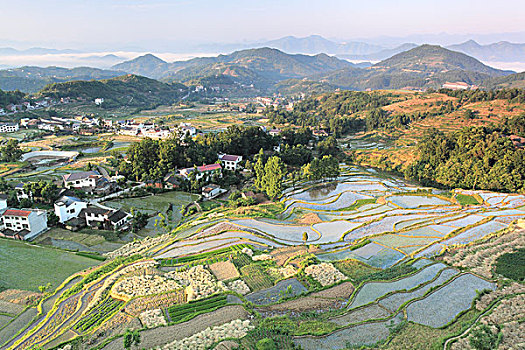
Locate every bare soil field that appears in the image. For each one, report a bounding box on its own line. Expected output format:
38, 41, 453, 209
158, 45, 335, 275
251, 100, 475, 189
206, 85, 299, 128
209, 260, 240, 281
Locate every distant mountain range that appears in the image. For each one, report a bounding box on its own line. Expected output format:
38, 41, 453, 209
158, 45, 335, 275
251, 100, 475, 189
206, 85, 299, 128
447, 40, 525, 62
254, 36, 525, 63
1, 43, 524, 97
112, 48, 359, 89
315, 45, 514, 91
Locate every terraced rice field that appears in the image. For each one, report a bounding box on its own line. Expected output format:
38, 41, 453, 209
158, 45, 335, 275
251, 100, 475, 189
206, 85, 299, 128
406, 274, 495, 328
349, 263, 447, 308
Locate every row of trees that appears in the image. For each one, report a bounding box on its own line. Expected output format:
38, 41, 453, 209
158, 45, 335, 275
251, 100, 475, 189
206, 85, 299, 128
254, 151, 285, 200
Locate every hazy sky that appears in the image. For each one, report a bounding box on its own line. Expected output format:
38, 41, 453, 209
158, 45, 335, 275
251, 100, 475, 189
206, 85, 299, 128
1, 0, 524, 49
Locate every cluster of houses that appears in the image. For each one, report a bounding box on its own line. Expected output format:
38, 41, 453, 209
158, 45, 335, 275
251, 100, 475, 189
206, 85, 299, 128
0, 97, 68, 117
0, 170, 131, 241
118, 121, 197, 140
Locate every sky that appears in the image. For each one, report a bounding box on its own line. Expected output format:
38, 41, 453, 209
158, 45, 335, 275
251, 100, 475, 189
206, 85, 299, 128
1, 0, 524, 50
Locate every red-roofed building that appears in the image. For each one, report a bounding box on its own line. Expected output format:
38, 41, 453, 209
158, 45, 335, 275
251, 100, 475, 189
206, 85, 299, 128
179, 163, 223, 180
0, 208, 48, 240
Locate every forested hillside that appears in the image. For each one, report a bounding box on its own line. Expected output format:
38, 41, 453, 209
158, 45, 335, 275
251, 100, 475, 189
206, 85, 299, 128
35, 74, 188, 108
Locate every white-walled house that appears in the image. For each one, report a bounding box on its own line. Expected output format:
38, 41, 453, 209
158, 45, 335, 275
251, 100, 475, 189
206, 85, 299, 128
0, 194, 7, 210
54, 196, 88, 223
0, 123, 19, 133
218, 154, 243, 171
179, 163, 222, 181
80, 205, 130, 230
201, 184, 224, 199
0, 209, 48, 240
15, 183, 31, 202
63, 171, 102, 189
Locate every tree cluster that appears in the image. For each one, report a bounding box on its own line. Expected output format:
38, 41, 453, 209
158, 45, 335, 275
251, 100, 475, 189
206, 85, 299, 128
405, 127, 525, 192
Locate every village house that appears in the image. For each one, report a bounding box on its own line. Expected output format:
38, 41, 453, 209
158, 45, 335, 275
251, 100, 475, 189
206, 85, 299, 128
178, 123, 197, 139
0, 194, 7, 210
179, 163, 222, 181
442, 81, 477, 91
218, 154, 243, 171
163, 174, 181, 189
201, 184, 224, 199
0, 122, 19, 133
0, 209, 48, 240
268, 128, 282, 137
80, 205, 131, 231
63, 171, 102, 189
54, 195, 88, 223
15, 183, 31, 202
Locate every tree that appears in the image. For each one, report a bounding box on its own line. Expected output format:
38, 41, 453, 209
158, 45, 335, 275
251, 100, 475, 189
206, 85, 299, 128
254, 148, 265, 191
302, 231, 308, 243
123, 329, 141, 350
262, 156, 285, 200
0, 139, 23, 162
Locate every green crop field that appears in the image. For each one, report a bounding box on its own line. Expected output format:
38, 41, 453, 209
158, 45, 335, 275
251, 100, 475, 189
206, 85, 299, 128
0, 238, 100, 292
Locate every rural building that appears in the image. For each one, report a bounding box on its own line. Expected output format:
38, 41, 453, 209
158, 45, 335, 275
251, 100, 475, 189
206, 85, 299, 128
63, 171, 102, 189
54, 195, 88, 223
201, 184, 224, 199
442, 81, 471, 90
145, 180, 164, 189
163, 174, 181, 189
0, 209, 48, 240
0, 194, 7, 210
80, 205, 130, 230
14, 183, 31, 202
178, 123, 197, 139
218, 154, 243, 171
0, 123, 19, 133
179, 163, 222, 181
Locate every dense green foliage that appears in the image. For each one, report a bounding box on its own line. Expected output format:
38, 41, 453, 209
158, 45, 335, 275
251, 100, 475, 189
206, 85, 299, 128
495, 248, 525, 281
440, 87, 525, 104
120, 126, 275, 181
0, 89, 25, 108
264, 90, 394, 135
406, 127, 525, 192
301, 155, 340, 181
469, 324, 500, 350
0, 139, 23, 162
35, 74, 187, 108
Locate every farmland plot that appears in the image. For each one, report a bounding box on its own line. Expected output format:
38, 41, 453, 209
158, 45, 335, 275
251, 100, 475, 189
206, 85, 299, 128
245, 279, 307, 305
312, 221, 362, 243
400, 226, 450, 237
372, 234, 438, 249
406, 273, 495, 328
388, 195, 454, 208
287, 191, 374, 211
442, 214, 486, 227
330, 303, 391, 326
378, 268, 459, 312
442, 221, 508, 246
362, 247, 406, 268
232, 219, 319, 243
349, 263, 447, 309
294, 313, 405, 350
